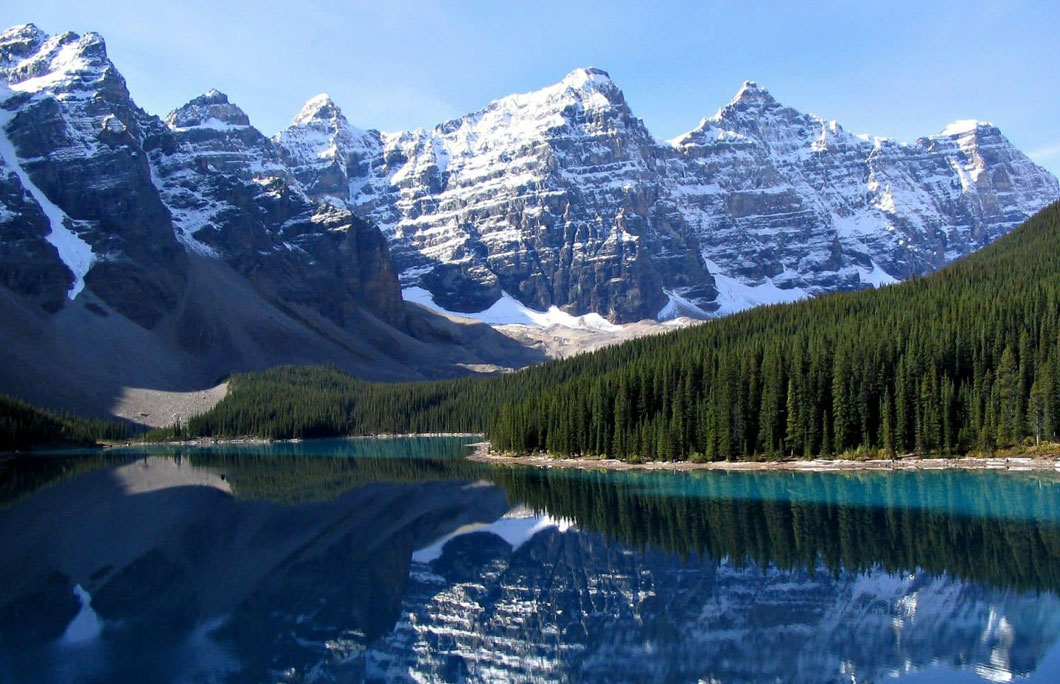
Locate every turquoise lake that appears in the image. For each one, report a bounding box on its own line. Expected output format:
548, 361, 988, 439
2, 436, 1060, 683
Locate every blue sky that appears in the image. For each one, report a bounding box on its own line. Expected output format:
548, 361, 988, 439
3, 0, 1059, 176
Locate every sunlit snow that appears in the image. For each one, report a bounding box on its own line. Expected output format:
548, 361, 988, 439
702, 259, 808, 316
0, 100, 96, 299
403, 286, 620, 331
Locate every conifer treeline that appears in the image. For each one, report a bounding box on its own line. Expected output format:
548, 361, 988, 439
490, 203, 1060, 459
187, 203, 1060, 461
0, 394, 132, 451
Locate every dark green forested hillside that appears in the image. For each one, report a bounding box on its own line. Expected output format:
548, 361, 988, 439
184, 202, 1060, 461
0, 394, 132, 452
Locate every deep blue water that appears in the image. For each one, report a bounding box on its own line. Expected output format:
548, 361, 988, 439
2, 437, 1060, 683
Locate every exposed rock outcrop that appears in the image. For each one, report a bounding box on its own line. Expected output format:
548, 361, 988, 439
277, 71, 1059, 322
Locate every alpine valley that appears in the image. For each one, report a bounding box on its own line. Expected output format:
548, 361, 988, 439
0, 22, 1056, 419
7, 10, 1060, 684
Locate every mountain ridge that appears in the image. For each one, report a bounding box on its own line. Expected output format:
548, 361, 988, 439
1, 21, 1058, 418
275, 67, 1058, 322
0, 24, 547, 419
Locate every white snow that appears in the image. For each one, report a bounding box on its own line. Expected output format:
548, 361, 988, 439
101, 114, 126, 134
5, 36, 93, 94
0, 102, 96, 298
60, 585, 102, 644
402, 286, 620, 331
703, 258, 808, 316
412, 511, 574, 563
657, 288, 709, 321
858, 261, 899, 287
940, 120, 992, 137
292, 92, 336, 126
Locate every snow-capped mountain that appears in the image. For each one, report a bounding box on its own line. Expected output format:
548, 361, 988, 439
0, 24, 403, 329
277, 69, 1059, 322
150, 87, 407, 327
1, 20, 1058, 412
0, 24, 544, 418
0, 24, 187, 324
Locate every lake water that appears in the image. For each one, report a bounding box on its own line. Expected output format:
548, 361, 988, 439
3, 436, 1060, 683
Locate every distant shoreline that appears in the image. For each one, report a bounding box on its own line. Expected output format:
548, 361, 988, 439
466, 443, 1060, 473
111, 433, 485, 448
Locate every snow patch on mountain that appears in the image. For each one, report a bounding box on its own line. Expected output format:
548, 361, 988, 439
859, 261, 900, 287
1, 28, 102, 95
0, 101, 96, 298
60, 585, 103, 645
940, 119, 994, 137
703, 258, 809, 316
657, 288, 709, 321
403, 286, 621, 331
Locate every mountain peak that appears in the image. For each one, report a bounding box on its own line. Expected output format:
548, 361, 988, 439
292, 93, 346, 127
938, 119, 997, 137
197, 88, 230, 104
167, 89, 251, 129
728, 80, 777, 107
561, 66, 614, 90
0, 25, 115, 96
0, 23, 46, 52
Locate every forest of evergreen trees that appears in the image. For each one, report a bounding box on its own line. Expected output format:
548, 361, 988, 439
0, 393, 132, 452
181, 202, 1060, 462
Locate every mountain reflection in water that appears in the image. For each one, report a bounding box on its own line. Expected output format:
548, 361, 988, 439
1, 437, 1060, 683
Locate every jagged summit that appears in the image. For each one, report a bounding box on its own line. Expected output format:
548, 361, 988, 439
553, 66, 623, 106
733, 80, 773, 101
939, 119, 997, 137
274, 68, 1057, 322
166, 89, 251, 129
714, 79, 780, 117
292, 92, 347, 127
0, 25, 113, 96
0, 23, 46, 55
472, 65, 628, 119
560, 66, 614, 89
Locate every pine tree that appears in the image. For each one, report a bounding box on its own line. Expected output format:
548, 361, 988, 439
785, 378, 800, 458
996, 346, 1020, 446
881, 390, 895, 458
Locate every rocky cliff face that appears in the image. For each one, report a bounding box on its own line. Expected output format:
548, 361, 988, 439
0, 24, 551, 419
0, 24, 405, 332
277, 70, 1060, 322
2, 21, 1058, 373
0, 24, 187, 327
149, 88, 405, 327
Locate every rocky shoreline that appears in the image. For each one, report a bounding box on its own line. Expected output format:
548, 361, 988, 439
466, 443, 1060, 473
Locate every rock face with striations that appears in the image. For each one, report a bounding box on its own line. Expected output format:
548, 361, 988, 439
0, 24, 405, 332
277, 70, 1060, 322
149, 89, 405, 328
278, 70, 712, 319
0, 24, 187, 327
